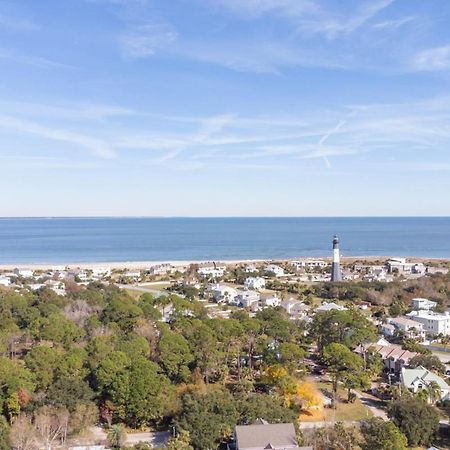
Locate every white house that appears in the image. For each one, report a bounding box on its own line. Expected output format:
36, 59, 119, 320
386, 317, 425, 339
235, 289, 260, 308
281, 300, 309, 318
261, 295, 281, 308
264, 264, 285, 277
208, 284, 238, 304
123, 271, 141, 282
14, 268, 33, 278
92, 267, 111, 278
316, 302, 346, 313
243, 265, 257, 273
412, 298, 437, 311
0, 276, 12, 287
401, 366, 450, 402
407, 310, 450, 336
386, 258, 426, 275
198, 265, 226, 278
292, 259, 327, 270
244, 276, 266, 291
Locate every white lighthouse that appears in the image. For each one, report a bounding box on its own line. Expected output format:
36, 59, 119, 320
331, 235, 342, 282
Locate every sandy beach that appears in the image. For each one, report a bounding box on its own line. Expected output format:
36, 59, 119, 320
0, 256, 448, 271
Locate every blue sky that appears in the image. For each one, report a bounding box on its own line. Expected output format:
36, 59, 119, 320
1, 0, 450, 216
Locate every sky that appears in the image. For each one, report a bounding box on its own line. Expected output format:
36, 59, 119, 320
1, 0, 450, 217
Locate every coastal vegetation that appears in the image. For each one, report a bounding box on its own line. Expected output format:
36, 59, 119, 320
1, 268, 450, 449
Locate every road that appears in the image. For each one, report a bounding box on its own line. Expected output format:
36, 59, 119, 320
81, 427, 170, 448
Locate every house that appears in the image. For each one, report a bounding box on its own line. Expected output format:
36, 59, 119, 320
386, 258, 426, 275
91, 267, 111, 278
355, 342, 418, 374
236, 289, 260, 308
260, 295, 281, 308
412, 298, 437, 311
0, 276, 12, 287
401, 366, 450, 402
198, 265, 226, 278
123, 271, 141, 282
316, 302, 346, 313
208, 283, 238, 304
14, 268, 33, 278
243, 265, 257, 273
291, 260, 327, 270
407, 310, 450, 336
386, 317, 425, 339
244, 277, 266, 291
231, 422, 312, 450
281, 300, 309, 318
264, 264, 285, 277
381, 323, 396, 337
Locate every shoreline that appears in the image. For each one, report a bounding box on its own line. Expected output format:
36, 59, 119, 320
1, 255, 449, 271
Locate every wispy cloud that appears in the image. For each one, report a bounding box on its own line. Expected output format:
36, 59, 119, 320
413, 44, 450, 71
0, 48, 74, 69
373, 15, 416, 30
118, 23, 178, 58
0, 115, 116, 159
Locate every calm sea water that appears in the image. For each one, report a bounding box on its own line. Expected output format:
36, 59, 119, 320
0, 217, 449, 264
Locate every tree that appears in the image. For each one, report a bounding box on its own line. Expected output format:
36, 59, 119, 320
308, 422, 360, 450
387, 397, 440, 446
237, 394, 298, 425
360, 418, 407, 450
176, 390, 239, 450
24, 346, 60, 391
9, 414, 38, 450
0, 416, 10, 450
409, 354, 446, 373
158, 330, 194, 383
426, 381, 442, 405
322, 343, 365, 404
166, 430, 194, 450
310, 310, 377, 352
107, 424, 126, 449
34, 406, 69, 450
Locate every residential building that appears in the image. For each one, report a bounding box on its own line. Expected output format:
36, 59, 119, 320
244, 276, 266, 291
381, 323, 396, 337
264, 264, 285, 277
14, 268, 33, 278
198, 265, 226, 278
235, 289, 260, 308
92, 267, 111, 278
281, 300, 309, 318
386, 258, 425, 275
261, 295, 281, 308
208, 283, 238, 304
386, 317, 425, 339
231, 421, 312, 450
243, 265, 257, 273
291, 259, 327, 270
123, 271, 141, 282
407, 310, 450, 336
316, 302, 346, 313
0, 276, 12, 287
355, 341, 418, 374
401, 366, 450, 401
412, 298, 437, 311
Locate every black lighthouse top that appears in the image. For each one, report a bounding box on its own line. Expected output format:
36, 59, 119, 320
333, 235, 339, 248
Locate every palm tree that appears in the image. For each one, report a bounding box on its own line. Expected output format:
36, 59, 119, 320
426, 381, 441, 404
107, 424, 126, 449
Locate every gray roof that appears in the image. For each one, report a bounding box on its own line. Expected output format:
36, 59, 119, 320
235, 423, 311, 450
402, 366, 450, 391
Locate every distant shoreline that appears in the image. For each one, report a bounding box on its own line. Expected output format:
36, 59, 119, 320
1, 256, 449, 271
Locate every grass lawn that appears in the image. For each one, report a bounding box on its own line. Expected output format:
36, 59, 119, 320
304, 379, 373, 422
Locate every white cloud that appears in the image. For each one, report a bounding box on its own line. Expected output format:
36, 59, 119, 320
373, 16, 416, 30
413, 45, 450, 71
0, 115, 116, 159
119, 23, 178, 58
0, 13, 38, 31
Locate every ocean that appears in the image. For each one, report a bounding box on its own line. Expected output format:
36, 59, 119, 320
0, 217, 449, 264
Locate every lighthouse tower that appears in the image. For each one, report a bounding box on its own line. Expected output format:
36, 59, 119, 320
331, 235, 342, 282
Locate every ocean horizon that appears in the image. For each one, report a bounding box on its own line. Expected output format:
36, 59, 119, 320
1, 216, 450, 264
